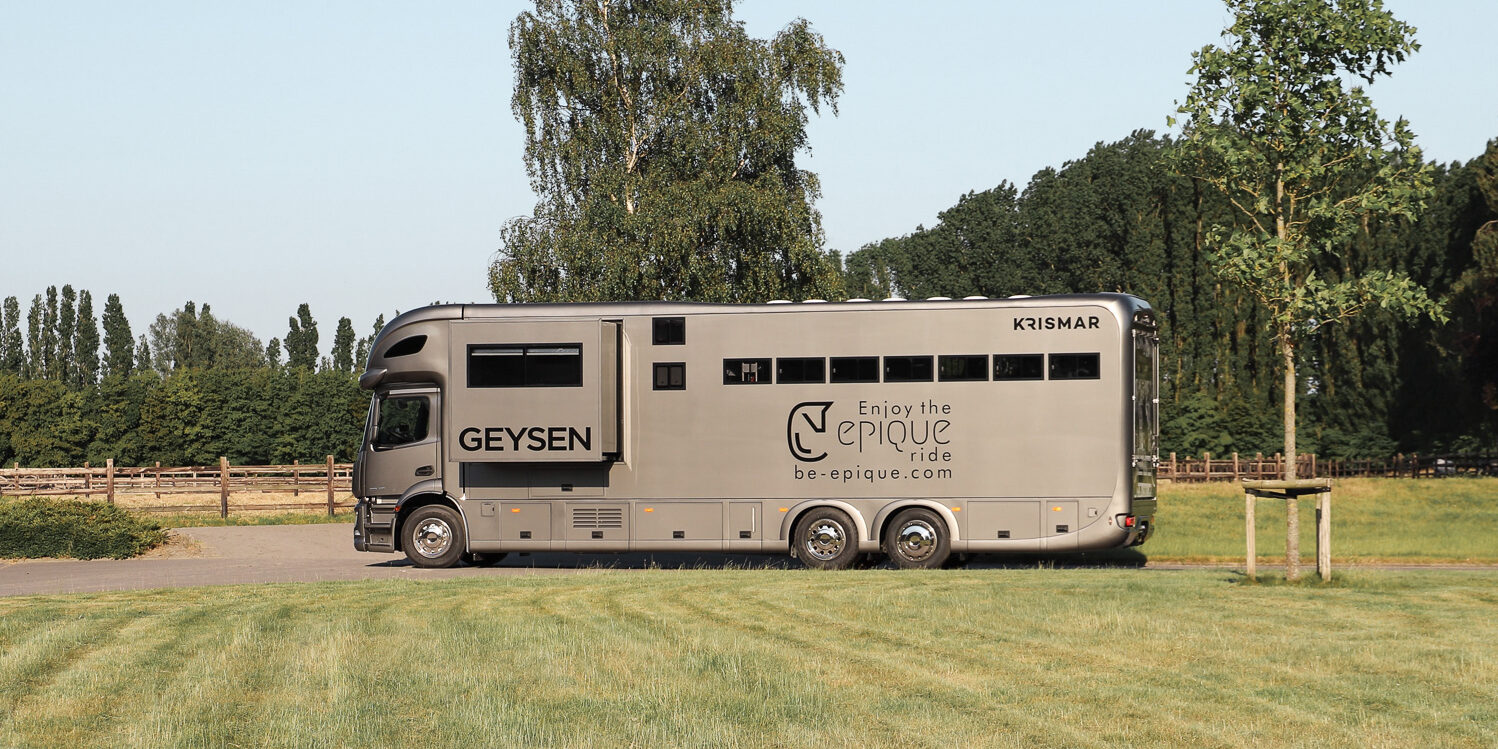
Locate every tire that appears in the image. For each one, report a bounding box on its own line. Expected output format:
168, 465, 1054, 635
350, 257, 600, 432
884, 507, 951, 570
403, 505, 465, 569
793, 507, 861, 570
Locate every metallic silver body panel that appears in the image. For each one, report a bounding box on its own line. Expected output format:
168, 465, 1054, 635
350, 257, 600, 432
352, 294, 1159, 558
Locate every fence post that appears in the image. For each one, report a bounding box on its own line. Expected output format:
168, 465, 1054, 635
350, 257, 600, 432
84, 461, 91, 492
326, 455, 335, 517
1232, 452, 1240, 481
1169, 452, 1177, 479
154, 461, 161, 499
293, 458, 300, 497
1310, 453, 1317, 478
1316, 490, 1331, 581
106, 459, 115, 505
1245, 488, 1257, 578
219, 456, 230, 519
1204, 452, 1211, 481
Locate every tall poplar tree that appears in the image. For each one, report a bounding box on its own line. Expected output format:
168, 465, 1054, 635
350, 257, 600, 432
57, 285, 77, 384
25, 295, 43, 379
101, 293, 134, 379
332, 317, 356, 373
0, 296, 22, 374
40, 286, 58, 380
491, 0, 845, 303
285, 303, 319, 370
74, 290, 100, 386
1173, 0, 1444, 480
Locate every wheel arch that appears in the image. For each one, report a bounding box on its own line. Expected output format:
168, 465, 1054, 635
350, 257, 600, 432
779, 499, 874, 553
394, 489, 466, 553
873, 500, 962, 548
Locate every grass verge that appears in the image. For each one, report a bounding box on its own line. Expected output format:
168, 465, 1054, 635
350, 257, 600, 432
1, 569, 1494, 748
1147, 477, 1498, 565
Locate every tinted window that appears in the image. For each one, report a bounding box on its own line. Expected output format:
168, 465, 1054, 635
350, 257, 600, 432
469, 344, 582, 387
654, 362, 685, 390
724, 358, 772, 384
830, 356, 879, 383
1050, 353, 1101, 380
938, 355, 988, 381
653, 317, 685, 345
777, 357, 826, 384
884, 356, 933, 382
382, 335, 426, 358
994, 354, 1044, 381
374, 396, 429, 448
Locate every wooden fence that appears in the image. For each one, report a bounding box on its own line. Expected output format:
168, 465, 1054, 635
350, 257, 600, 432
1, 458, 355, 516
1160, 452, 1498, 481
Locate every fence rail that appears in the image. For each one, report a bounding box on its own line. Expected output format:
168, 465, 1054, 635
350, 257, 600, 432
1160, 452, 1498, 481
2, 457, 355, 516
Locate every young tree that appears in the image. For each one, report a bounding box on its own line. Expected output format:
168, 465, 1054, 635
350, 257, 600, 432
25, 294, 43, 379
332, 316, 355, 373
265, 338, 282, 369
491, 0, 845, 304
1173, 0, 1445, 480
101, 293, 134, 379
74, 290, 100, 386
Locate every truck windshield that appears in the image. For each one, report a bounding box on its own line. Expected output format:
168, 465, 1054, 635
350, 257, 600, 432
1133, 331, 1159, 458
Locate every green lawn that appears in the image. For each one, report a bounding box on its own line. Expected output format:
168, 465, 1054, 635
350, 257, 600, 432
1147, 477, 1498, 564
2, 569, 1496, 748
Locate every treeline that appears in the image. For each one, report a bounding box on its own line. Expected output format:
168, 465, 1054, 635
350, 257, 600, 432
0, 292, 384, 467
842, 132, 1498, 458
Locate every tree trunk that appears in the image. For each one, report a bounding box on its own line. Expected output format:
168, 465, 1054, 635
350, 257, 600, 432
1282, 334, 1296, 481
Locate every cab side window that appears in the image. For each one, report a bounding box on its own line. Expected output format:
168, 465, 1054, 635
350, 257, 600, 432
374, 396, 429, 448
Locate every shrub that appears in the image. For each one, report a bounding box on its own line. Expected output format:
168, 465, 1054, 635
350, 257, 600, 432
0, 497, 167, 559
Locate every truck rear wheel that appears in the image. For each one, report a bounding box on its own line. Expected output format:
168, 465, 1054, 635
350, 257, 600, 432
884, 507, 951, 569
403, 505, 464, 569
793, 507, 860, 570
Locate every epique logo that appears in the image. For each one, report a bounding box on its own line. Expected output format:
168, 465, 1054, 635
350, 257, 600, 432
787, 401, 833, 462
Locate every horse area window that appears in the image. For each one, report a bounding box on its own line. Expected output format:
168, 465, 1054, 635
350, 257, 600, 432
469, 344, 582, 387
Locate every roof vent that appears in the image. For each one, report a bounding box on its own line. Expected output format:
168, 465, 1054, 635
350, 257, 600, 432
926, 296, 952, 301
962, 295, 989, 300
882, 297, 906, 302
846, 298, 872, 303
1008, 295, 1032, 299
767, 300, 793, 304
802, 299, 828, 304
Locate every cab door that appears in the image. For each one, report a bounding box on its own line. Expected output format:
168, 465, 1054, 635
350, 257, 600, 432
362, 388, 440, 500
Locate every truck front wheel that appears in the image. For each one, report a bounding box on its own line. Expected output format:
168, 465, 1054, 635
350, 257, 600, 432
403, 505, 465, 569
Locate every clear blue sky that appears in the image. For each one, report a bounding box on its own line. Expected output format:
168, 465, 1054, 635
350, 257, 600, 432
2, 1, 1493, 356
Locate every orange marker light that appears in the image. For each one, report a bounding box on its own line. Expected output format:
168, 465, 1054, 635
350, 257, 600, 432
511, 508, 521, 513
644, 507, 654, 512
952, 507, 962, 512
778, 507, 789, 513
1052, 506, 1062, 512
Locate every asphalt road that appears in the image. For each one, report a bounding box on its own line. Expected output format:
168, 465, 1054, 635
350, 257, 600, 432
3, 524, 1491, 597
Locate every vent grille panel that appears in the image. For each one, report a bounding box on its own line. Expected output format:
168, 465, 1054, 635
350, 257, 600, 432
571, 507, 623, 529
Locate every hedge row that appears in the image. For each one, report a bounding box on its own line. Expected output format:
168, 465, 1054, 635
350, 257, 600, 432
0, 497, 167, 559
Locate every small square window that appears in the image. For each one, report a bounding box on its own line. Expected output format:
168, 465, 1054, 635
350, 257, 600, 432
830, 356, 879, 383
652, 317, 685, 345
938, 355, 988, 382
653, 362, 685, 390
884, 356, 933, 382
776, 357, 826, 384
724, 358, 772, 384
994, 354, 1044, 381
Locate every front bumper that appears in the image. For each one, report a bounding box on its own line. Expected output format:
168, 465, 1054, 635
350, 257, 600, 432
353, 499, 397, 553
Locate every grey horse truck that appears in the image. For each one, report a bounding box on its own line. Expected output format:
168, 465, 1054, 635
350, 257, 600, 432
352, 293, 1159, 569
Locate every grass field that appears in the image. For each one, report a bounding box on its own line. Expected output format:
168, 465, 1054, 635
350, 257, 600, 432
2, 569, 1495, 748
1144, 477, 1498, 564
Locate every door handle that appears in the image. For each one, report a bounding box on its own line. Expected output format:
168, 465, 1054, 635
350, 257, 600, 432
415, 465, 434, 477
